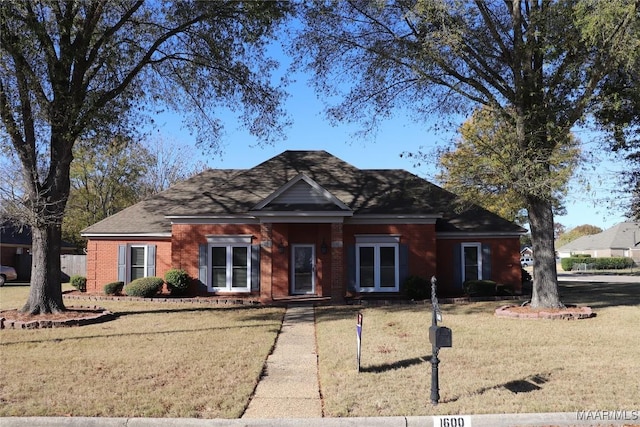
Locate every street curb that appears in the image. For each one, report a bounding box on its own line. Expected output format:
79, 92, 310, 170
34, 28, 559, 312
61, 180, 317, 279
2, 412, 639, 427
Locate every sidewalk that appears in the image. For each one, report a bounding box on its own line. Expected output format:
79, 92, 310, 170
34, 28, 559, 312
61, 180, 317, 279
241, 304, 323, 418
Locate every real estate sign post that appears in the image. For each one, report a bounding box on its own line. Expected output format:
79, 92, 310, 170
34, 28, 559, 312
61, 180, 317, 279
356, 312, 363, 372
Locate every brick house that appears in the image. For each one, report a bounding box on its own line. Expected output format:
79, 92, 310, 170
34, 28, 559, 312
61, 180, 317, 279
81, 150, 525, 301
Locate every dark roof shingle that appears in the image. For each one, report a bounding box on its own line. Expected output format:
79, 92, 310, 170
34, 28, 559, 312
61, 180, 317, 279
82, 150, 524, 236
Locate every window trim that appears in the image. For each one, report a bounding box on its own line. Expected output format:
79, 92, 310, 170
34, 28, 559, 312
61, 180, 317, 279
355, 242, 400, 292
461, 242, 482, 282
128, 244, 148, 282
208, 243, 251, 292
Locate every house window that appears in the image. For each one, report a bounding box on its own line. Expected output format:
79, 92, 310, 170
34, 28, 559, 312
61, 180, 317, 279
355, 235, 400, 292
130, 246, 147, 280
207, 235, 252, 292
210, 245, 250, 291
462, 243, 482, 282
118, 244, 156, 284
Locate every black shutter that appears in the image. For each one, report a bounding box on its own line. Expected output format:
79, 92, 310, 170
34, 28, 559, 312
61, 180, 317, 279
347, 245, 356, 292
399, 244, 409, 286
251, 244, 260, 292
452, 244, 462, 288
482, 243, 492, 280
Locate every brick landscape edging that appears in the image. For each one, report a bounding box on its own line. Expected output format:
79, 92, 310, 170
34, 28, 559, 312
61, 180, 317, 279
0, 306, 114, 329
63, 294, 262, 305
494, 305, 595, 320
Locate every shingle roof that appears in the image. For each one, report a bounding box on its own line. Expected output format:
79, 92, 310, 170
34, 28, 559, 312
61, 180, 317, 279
557, 222, 640, 251
1, 220, 76, 249
81, 150, 525, 236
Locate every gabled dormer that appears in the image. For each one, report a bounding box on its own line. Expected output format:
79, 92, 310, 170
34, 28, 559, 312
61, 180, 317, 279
250, 173, 353, 222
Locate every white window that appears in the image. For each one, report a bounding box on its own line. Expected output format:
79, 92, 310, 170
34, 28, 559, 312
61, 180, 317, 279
462, 243, 482, 282
118, 244, 156, 284
129, 245, 147, 281
355, 235, 400, 292
207, 235, 252, 292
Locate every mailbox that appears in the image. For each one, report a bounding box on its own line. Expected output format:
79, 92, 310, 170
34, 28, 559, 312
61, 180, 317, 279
429, 325, 452, 348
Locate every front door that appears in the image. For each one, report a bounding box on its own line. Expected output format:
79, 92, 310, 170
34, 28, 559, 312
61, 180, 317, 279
291, 244, 315, 295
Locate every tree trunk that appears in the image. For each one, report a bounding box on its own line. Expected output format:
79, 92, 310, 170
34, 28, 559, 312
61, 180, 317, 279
527, 195, 563, 309
20, 221, 66, 314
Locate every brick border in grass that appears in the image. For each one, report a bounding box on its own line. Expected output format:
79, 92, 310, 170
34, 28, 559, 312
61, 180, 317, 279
495, 304, 595, 320
0, 306, 114, 329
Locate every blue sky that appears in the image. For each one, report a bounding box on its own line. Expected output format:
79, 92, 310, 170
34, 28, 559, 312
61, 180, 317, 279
150, 69, 630, 233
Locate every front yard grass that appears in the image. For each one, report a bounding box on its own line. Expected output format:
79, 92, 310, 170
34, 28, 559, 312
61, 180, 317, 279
0, 285, 284, 418
2, 280, 638, 418
316, 281, 640, 417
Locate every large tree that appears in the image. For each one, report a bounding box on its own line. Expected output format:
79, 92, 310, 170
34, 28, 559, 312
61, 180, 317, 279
0, 1, 291, 314
435, 106, 579, 225
292, 0, 639, 308
593, 66, 640, 220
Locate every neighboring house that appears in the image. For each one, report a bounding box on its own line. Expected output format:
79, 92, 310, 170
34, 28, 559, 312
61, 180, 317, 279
556, 222, 640, 263
0, 221, 76, 280
520, 246, 534, 266
81, 150, 526, 302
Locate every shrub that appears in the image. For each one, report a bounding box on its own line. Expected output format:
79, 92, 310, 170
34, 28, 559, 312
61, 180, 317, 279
403, 276, 430, 300
70, 275, 87, 292
463, 280, 497, 297
124, 277, 164, 298
561, 256, 635, 271
103, 281, 124, 295
165, 268, 190, 295
496, 283, 515, 296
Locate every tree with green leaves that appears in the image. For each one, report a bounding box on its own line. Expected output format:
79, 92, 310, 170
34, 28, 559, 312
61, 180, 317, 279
593, 65, 640, 220
293, 0, 639, 308
0, 1, 291, 314
62, 136, 151, 250
435, 107, 580, 226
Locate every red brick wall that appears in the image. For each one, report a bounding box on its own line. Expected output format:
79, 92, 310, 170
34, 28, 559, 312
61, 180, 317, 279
171, 223, 262, 283
342, 223, 438, 280
85, 238, 171, 293
86, 223, 521, 299
436, 237, 521, 295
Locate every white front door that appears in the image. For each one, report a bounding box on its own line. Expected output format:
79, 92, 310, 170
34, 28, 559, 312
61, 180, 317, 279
291, 244, 315, 295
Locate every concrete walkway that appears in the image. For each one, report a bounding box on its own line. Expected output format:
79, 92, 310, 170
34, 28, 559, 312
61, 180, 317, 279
241, 305, 323, 419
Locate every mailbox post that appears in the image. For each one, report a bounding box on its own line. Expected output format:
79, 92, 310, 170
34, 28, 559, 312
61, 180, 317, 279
429, 276, 452, 405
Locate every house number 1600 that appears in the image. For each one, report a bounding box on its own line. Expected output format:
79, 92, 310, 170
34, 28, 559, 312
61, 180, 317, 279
433, 415, 471, 427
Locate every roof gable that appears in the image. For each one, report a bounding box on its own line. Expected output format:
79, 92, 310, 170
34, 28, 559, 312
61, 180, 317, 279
252, 173, 351, 212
